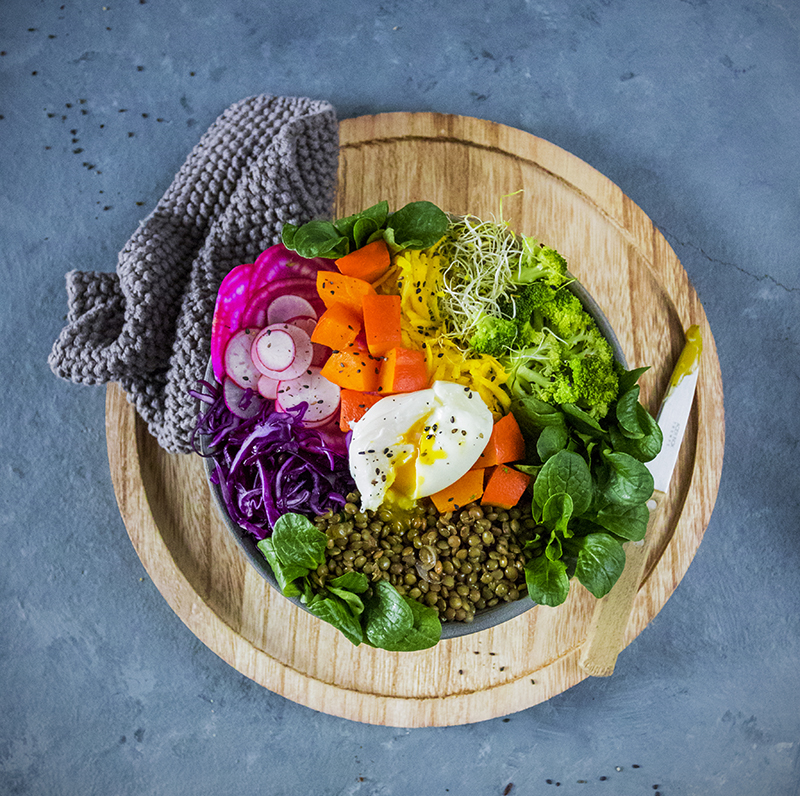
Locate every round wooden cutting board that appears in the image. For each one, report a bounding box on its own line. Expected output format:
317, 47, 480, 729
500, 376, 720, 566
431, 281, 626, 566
105, 112, 724, 728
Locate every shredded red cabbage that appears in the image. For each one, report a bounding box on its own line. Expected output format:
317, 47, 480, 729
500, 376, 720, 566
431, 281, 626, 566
191, 380, 354, 540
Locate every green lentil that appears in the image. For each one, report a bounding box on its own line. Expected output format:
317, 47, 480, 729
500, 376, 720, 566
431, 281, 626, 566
310, 494, 532, 625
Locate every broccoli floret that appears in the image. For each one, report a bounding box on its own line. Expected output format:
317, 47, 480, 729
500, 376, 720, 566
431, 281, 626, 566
502, 301, 620, 419
498, 281, 556, 320
537, 288, 587, 338
469, 314, 519, 356
504, 330, 566, 403
566, 355, 619, 418
515, 238, 570, 287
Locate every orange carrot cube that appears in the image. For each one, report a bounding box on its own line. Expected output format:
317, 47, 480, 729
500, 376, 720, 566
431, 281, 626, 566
320, 343, 383, 392
316, 271, 376, 314
379, 346, 428, 393
335, 239, 391, 284
480, 465, 530, 510
338, 389, 384, 432
311, 302, 362, 350
473, 412, 527, 468
430, 468, 486, 513
362, 294, 402, 356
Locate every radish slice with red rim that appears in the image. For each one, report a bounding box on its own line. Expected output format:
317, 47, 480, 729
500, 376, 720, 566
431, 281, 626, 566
257, 373, 280, 400
284, 316, 329, 365
223, 327, 262, 389
240, 277, 324, 329
250, 327, 296, 373
276, 365, 341, 427
223, 377, 264, 419
251, 323, 313, 381
267, 294, 317, 326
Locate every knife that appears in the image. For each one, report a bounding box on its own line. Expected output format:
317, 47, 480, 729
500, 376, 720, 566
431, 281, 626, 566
578, 324, 703, 677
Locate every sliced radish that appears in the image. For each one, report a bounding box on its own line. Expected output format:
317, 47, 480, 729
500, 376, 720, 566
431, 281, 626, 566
223, 328, 262, 389
223, 377, 265, 419
267, 294, 317, 326
285, 315, 316, 336
240, 277, 324, 329
250, 327, 296, 373
257, 373, 280, 400
285, 316, 329, 366
276, 365, 341, 427
251, 323, 314, 381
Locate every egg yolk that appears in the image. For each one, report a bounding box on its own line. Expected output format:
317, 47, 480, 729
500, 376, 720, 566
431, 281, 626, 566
384, 413, 447, 506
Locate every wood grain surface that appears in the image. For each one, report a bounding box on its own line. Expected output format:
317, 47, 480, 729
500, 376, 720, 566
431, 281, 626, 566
105, 112, 725, 727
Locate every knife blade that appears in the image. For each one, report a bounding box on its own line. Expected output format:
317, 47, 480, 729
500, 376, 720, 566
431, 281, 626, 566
578, 324, 703, 677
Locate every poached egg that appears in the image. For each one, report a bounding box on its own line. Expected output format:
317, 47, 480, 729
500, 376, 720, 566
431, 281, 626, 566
348, 381, 494, 512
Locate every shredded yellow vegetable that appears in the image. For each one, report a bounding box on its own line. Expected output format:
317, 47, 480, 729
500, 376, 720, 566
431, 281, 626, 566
379, 246, 511, 416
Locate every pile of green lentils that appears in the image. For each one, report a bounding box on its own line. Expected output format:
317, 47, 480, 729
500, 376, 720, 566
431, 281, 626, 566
311, 491, 544, 623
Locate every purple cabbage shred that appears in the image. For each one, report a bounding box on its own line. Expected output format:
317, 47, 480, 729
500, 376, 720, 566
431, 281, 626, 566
190, 380, 354, 540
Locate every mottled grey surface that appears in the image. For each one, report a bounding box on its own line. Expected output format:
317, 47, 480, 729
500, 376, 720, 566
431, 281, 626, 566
2, 1, 799, 794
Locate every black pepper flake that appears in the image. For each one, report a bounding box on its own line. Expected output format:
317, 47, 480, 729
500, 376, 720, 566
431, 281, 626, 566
73, 148, 83, 154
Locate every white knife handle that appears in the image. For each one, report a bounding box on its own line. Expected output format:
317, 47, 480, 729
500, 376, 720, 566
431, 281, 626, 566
578, 489, 666, 677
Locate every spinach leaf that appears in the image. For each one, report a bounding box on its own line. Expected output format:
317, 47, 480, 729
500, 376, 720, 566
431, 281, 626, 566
542, 493, 573, 536
536, 423, 568, 461
545, 528, 564, 560
600, 450, 654, 505
615, 386, 645, 439
533, 450, 593, 517
617, 366, 650, 394
595, 502, 650, 541
385, 201, 449, 250
568, 533, 626, 598
362, 579, 414, 648
329, 571, 369, 594
306, 594, 364, 646
271, 513, 328, 571
377, 597, 442, 652
511, 395, 567, 436
561, 403, 606, 437
256, 537, 306, 597
334, 200, 389, 242
326, 586, 366, 617
524, 555, 570, 607
284, 219, 349, 259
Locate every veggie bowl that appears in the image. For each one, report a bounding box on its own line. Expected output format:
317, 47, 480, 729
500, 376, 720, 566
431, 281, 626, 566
193, 200, 661, 652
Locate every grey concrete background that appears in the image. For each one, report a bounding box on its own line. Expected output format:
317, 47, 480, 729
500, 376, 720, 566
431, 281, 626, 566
2, 0, 799, 794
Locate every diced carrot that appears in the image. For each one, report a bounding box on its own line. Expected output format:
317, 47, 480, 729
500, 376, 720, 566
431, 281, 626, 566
338, 389, 384, 432
362, 293, 402, 357
480, 465, 530, 510
310, 302, 362, 350
379, 346, 428, 393
335, 238, 392, 283
473, 412, 527, 469
430, 468, 486, 513
320, 343, 383, 392
316, 271, 376, 314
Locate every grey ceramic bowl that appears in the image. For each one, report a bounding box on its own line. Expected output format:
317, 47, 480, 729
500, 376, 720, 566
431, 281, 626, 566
199, 276, 626, 641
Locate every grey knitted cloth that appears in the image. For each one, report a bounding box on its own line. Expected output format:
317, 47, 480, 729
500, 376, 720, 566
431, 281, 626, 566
49, 94, 339, 454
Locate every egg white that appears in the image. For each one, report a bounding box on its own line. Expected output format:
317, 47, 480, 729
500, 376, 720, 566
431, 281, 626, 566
348, 381, 494, 512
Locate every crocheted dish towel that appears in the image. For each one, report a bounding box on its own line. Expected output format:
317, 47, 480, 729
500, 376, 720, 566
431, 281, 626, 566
49, 94, 339, 454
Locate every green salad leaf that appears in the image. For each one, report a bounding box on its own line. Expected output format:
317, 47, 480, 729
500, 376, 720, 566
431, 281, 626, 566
514, 366, 662, 606
282, 200, 449, 260
257, 513, 441, 651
